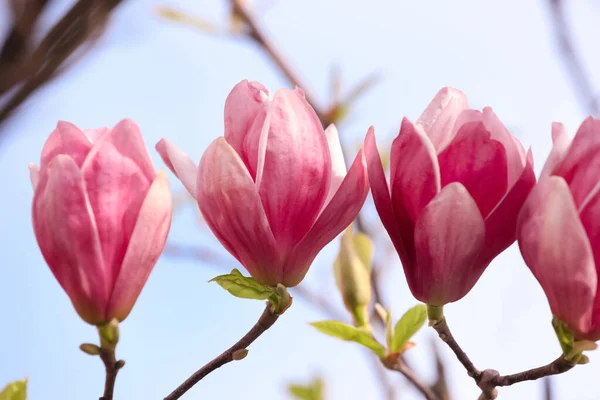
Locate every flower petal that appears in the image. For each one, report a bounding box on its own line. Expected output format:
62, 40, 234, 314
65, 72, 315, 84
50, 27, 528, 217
415, 87, 469, 151
40, 121, 92, 169
197, 137, 280, 285
553, 117, 600, 208
101, 119, 156, 182
454, 108, 526, 187
29, 163, 40, 189
364, 127, 409, 263
438, 121, 508, 218
517, 176, 596, 335
477, 149, 536, 268
390, 117, 440, 224
224, 80, 269, 177
81, 135, 152, 292
106, 171, 172, 322
83, 127, 109, 143
283, 147, 368, 287
540, 122, 571, 179
324, 124, 347, 207
257, 88, 331, 254
156, 138, 198, 197
413, 182, 485, 305
32, 155, 107, 324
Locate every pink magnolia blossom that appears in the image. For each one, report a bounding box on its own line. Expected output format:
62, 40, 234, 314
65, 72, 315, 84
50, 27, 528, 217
157, 80, 369, 287
518, 117, 600, 341
366, 88, 535, 305
30, 120, 172, 325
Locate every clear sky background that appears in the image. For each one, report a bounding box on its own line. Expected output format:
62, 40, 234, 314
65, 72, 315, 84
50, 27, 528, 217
1, 0, 600, 399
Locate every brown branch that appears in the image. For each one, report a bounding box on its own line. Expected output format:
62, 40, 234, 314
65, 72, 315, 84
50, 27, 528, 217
0, 0, 124, 131
547, 0, 599, 116
432, 317, 575, 399
98, 348, 123, 400
382, 356, 439, 400
163, 302, 280, 400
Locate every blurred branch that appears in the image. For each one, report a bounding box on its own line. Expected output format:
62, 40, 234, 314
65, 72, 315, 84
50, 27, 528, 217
382, 356, 439, 400
542, 377, 554, 400
0, 0, 125, 134
547, 0, 599, 116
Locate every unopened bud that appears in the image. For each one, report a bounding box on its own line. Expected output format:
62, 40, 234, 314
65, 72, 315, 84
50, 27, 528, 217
79, 343, 101, 356
232, 349, 249, 360
333, 227, 373, 327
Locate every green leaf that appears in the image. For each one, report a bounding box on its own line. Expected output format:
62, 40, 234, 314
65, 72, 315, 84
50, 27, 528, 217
210, 269, 275, 301
0, 378, 27, 400
391, 304, 427, 353
288, 378, 324, 400
310, 320, 385, 357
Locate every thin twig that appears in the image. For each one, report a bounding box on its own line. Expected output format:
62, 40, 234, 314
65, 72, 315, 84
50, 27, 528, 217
164, 303, 280, 400
382, 356, 439, 400
98, 349, 123, 400
547, 0, 599, 116
431, 317, 575, 399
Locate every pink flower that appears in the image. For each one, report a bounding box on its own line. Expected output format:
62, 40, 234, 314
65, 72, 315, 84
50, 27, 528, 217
518, 117, 600, 341
366, 88, 535, 305
157, 80, 369, 287
30, 120, 172, 325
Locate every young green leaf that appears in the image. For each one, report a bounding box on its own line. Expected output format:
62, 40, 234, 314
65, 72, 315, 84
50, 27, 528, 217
209, 269, 275, 301
390, 304, 426, 353
310, 321, 385, 357
288, 378, 325, 400
0, 378, 27, 400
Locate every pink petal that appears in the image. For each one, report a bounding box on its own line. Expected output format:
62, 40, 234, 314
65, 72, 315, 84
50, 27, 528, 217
197, 137, 281, 285
224, 80, 269, 178
106, 171, 172, 322
83, 127, 109, 143
156, 138, 198, 197
283, 147, 368, 287
40, 121, 93, 169
517, 176, 596, 335
553, 117, 600, 208
477, 150, 536, 268
29, 163, 40, 189
257, 88, 331, 255
364, 127, 409, 263
415, 87, 469, 151
101, 119, 156, 182
390, 117, 440, 224
32, 155, 108, 325
438, 121, 508, 219
323, 124, 347, 207
413, 182, 485, 305
81, 135, 152, 293
454, 108, 526, 187
540, 122, 571, 179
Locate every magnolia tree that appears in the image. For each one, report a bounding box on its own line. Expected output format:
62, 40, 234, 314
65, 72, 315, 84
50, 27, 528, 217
2, 78, 598, 400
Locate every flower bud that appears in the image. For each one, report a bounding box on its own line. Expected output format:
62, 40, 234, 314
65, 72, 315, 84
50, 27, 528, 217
334, 227, 373, 327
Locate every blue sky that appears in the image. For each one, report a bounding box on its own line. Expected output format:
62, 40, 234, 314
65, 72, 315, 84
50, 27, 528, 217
1, 0, 600, 399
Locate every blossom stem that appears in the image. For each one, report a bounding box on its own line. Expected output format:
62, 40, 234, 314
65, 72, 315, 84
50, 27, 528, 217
99, 348, 123, 400
164, 303, 280, 400
382, 357, 439, 400
431, 317, 575, 399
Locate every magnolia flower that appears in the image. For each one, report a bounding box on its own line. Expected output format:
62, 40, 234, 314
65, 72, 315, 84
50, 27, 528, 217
30, 120, 172, 325
157, 80, 369, 287
518, 117, 600, 341
366, 88, 535, 305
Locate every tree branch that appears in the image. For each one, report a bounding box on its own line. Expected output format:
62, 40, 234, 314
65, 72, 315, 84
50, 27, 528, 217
547, 0, 599, 116
163, 302, 280, 400
98, 348, 123, 400
382, 356, 439, 400
431, 317, 575, 399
